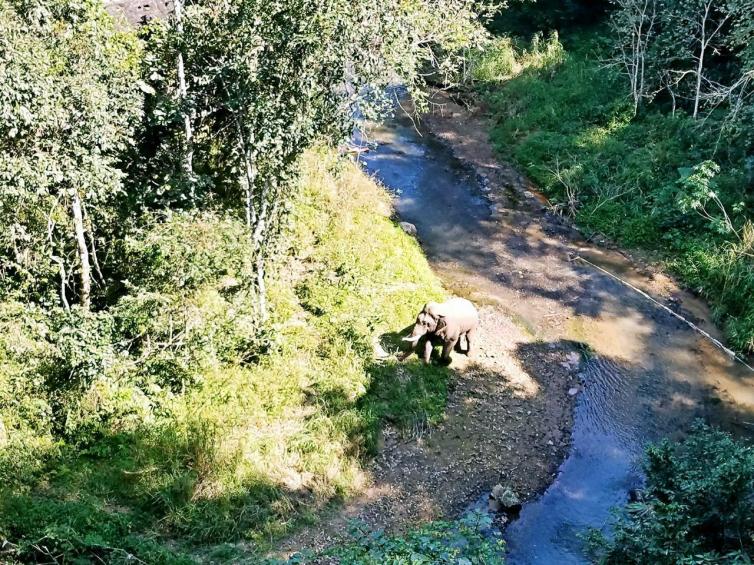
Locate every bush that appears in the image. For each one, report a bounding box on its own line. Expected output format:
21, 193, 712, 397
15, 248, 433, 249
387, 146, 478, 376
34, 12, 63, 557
276, 512, 505, 564
469, 33, 564, 86
591, 422, 754, 564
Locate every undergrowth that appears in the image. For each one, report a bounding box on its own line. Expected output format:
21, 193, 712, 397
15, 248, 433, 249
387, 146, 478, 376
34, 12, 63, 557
588, 422, 754, 563
0, 148, 449, 561
471, 31, 754, 352
268, 512, 505, 564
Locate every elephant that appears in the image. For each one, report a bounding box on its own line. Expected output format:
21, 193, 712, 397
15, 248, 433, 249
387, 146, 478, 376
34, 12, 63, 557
399, 297, 479, 364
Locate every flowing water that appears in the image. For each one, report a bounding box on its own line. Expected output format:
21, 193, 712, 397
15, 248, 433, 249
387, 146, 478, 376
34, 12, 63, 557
354, 110, 754, 563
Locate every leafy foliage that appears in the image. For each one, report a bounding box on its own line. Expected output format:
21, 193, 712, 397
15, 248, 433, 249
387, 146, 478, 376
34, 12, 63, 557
0, 0, 143, 308
0, 0, 494, 559
275, 512, 505, 564
591, 422, 754, 564
0, 149, 450, 560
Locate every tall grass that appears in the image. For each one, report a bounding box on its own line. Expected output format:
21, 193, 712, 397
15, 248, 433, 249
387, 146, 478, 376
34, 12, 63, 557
471, 32, 754, 353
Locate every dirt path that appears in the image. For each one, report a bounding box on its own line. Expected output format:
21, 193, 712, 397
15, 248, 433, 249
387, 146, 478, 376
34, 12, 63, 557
276, 93, 754, 559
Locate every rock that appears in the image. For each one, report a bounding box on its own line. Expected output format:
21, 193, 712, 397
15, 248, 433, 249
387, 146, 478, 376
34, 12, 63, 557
399, 222, 417, 236
491, 484, 522, 512
568, 387, 580, 396
373, 341, 390, 360
560, 351, 581, 370
488, 496, 502, 513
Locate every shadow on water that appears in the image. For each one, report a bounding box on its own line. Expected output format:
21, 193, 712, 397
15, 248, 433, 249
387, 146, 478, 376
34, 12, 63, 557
353, 105, 754, 563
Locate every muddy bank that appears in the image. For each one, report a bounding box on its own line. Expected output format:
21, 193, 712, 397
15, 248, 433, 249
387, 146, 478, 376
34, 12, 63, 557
276, 117, 582, 556
278, 308, 580, 554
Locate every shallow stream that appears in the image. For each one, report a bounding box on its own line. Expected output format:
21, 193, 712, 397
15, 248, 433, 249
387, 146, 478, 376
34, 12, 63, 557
354, 110, 754, 563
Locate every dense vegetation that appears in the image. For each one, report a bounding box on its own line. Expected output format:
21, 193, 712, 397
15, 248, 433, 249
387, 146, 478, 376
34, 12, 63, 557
288, 512, 505, 564
1, 0, 752, 561
472, 1, 754, 352
0, 0, 494, 560
0, 146, 454, 562
590, 423, 754, 564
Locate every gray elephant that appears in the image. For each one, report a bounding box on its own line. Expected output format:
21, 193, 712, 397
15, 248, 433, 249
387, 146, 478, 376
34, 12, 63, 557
399, 298, 479, 364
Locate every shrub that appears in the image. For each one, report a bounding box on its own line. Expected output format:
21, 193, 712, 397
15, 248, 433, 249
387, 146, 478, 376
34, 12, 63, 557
591, 422, 754, 564
275, 512, 505, 564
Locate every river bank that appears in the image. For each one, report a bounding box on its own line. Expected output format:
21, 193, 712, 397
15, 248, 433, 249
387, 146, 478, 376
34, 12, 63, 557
278, 91, 754, 562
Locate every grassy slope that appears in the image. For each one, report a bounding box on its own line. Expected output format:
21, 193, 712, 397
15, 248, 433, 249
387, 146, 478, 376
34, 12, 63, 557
473, 31, 754, 352
0, 149, 449, 562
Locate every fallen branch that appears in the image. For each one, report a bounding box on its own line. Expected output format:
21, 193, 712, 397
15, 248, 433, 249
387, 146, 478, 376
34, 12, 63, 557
571, 254, 754, 373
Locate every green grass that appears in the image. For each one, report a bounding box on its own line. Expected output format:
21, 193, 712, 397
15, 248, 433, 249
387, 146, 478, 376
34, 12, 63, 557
472, 31, 754, 352
0, 148, 449, 561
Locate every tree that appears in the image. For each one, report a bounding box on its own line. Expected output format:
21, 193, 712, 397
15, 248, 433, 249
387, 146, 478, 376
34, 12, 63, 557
610, 0, 658, 114
592, 423, 754, 564
0, 0, 142, 309
144, 0, 492, 317
650, 0, 735, 119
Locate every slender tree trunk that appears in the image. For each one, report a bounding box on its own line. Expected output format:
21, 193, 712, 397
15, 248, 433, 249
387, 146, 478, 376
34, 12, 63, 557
51, 254, 70, 311
693, 4, 710, 119
175, 0, 194, 198
256, 253, 267, 320
251, 186, 269, 251
236, 121, 257, 229
82, 202, 104, 285
71, 191, 91, 309
234, 121, 266, 318
244, 149, 257, 229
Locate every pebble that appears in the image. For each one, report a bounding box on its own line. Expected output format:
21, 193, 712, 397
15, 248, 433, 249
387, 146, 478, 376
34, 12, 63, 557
568, 387, 580, 396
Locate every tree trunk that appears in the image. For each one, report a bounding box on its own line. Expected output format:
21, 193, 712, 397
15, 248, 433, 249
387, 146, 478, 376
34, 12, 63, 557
175, 0, 194, 197
244, 148, 257, 229
693, 4, 710, 119
51, 254, 70, 311
71, 191, 91, 309
235, 122, 257, 229
256, 253, 267, 320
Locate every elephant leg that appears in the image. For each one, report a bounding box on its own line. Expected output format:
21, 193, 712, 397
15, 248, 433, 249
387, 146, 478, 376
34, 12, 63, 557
422, 337, 434, 364
465, 327, 477, 358
455, 335, 466, 352
441, 337, 458, 363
